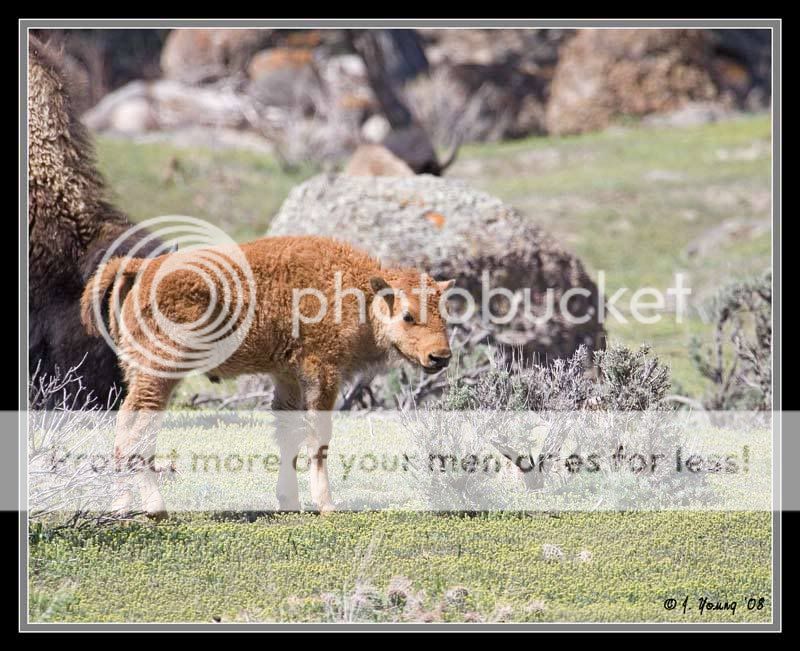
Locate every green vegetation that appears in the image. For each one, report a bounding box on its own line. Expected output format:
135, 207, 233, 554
460, 115, 771, 397
95, 138, 316, 242
29, 512, 771, 623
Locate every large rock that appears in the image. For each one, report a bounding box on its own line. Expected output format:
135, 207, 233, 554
82, 79, 248, 133
246, 47, 320, 112
409, 29, 573, 140
161, 29, 274, 83
268, 175, 605, 360
546, 29, 724, 135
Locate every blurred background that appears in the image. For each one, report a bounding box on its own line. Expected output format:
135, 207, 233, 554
30, 27, 773, 409
34, 28, 771, 160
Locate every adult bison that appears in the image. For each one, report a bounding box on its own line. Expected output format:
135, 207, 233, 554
28, 35, 160, 407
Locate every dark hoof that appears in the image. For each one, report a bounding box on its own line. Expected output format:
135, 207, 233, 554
146, 509, 169, 522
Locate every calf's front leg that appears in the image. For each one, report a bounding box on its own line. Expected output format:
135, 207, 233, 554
272, 377, 304, 512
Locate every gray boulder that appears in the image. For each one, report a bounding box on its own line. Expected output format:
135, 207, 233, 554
267, 174, 605, 360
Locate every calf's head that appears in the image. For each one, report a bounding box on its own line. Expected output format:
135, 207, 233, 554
370, 271, 454, 374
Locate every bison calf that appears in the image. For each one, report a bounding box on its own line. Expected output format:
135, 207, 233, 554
81, 235, 453, 518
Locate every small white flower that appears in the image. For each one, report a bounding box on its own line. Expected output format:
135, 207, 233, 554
492, 605, 514, 622
526, 600, 547, 615
542, 543, 564, 561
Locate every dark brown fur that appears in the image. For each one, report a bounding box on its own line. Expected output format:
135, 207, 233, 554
28, 35, 160, 406
381, 125, 461, 176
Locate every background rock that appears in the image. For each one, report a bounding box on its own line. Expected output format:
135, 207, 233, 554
343, 144, 414, 177
82, 79, 248, 133
361, 114, 392, 142
414, 29, 572, 140
545, 29, 768, 136
160, 29, 275, 83
43, 27, 770, 166
420, 29, 570, 69
642, 101, 734, 128
246, 47, 321, 113
248, 47, 315, 80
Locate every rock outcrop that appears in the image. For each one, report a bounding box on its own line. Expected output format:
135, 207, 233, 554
545, 29, 759, 135
160, 29, 274, 83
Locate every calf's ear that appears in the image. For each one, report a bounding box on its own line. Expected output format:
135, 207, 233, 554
370, 276, 394, 312
438, 279, 455, 291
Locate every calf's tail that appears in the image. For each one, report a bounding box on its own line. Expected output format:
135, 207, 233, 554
80, 257, 145, 338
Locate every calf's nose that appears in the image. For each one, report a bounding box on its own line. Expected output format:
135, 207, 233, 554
428, 351, 451, 368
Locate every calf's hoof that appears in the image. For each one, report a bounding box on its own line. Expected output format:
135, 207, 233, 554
140, 490, 168, 521
146, 509, 169, 522
277, 495, 301, 513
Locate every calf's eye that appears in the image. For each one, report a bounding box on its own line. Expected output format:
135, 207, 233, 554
402, 312, 415, 323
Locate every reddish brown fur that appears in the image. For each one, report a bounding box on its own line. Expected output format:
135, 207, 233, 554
81, 235, 453, 517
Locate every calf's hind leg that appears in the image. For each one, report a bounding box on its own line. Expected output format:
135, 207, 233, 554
112, 373, 177, 520
300, 362, 339, 514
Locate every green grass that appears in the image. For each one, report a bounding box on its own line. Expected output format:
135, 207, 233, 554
29, 512, 771, 623
95, 137, 316, 242
28, 409, 773, 623
27, 116, 774, 624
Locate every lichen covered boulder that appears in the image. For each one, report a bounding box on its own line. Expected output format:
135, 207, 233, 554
546, 29, 722, 136
267, 174, 605, 360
